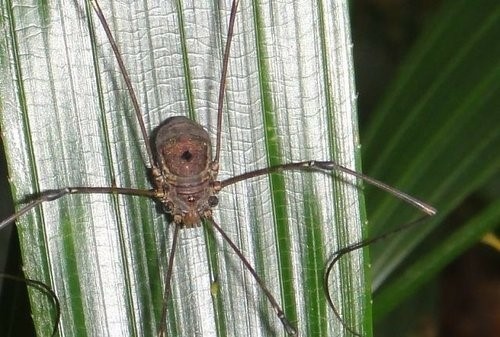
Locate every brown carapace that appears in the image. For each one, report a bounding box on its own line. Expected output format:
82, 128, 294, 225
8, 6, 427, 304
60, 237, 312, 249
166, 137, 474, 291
153, 116, 221, 227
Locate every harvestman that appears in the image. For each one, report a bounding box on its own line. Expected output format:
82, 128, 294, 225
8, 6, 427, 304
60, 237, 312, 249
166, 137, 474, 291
0, 0, 436, 336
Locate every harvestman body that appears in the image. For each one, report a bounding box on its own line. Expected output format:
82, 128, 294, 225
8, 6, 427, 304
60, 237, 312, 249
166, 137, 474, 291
0, 0, 436, 336
152, 116, 221, 227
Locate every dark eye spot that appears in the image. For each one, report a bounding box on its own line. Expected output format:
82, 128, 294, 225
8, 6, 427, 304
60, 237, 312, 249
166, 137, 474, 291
208, 196, 218, 207
181, 150, 192, 161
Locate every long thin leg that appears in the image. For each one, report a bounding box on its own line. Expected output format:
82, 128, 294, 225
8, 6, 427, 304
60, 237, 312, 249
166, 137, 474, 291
323, 215, 429, 337
89, 0, 154, 167
206, 217, 298, 336
222, 160, 436, 336
214, 0, 240, 164
158, 224, 180, 337
0, 273, 60, 337
0, 186, 157, 231
221, 160, 437, 216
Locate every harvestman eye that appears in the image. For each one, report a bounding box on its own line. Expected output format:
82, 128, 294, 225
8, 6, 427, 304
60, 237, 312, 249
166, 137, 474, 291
0, 0, 437, 336
181, 151, 193, 161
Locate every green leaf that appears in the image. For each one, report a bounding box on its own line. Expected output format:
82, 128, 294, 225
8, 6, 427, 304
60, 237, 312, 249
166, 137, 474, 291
359, 0, 500, 331
374, 200, 500, 321
0, 1, 367, 336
